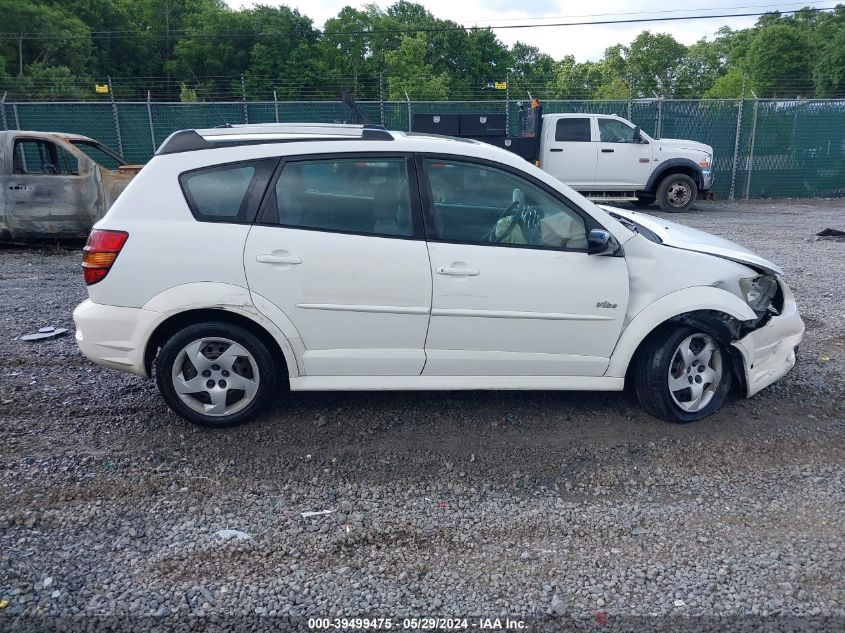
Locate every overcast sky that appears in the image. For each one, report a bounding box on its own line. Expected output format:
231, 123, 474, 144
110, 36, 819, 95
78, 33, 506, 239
225, 1, 834, 61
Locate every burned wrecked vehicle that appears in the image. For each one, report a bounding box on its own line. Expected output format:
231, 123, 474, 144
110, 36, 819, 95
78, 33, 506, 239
0, 131, 143, 240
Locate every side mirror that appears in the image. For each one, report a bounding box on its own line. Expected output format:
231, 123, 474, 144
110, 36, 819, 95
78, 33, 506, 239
633, 126, 644, 143
587, 229, 616, 255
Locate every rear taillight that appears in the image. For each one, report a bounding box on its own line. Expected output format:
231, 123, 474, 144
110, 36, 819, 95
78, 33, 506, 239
82, 229, 128, 285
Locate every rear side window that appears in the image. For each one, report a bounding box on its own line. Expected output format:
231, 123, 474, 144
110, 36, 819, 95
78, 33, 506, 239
554, 118, 591, 142
261, 157, 413, 237
180, 159, 276, 223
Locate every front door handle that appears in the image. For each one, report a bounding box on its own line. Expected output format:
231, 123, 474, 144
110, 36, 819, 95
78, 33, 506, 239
549, 148, 563, 153
437, 266, 479, 276
601, 148, 615, 153
256, 253, 302, 265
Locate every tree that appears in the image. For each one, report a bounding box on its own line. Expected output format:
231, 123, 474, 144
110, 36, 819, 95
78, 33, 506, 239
0, 0, 91, 76
322, 7, 375, 96
703, 68, 749, 98
509, 42, 555, 97
814, 29, 845, 97
12, 63, 88, 99
626, 31, 688, 97
384, 34, 448, 100
244, 6, 323, 99
548, 56, 602, 99
745, 24, 813, 97
675, 39, 727, 98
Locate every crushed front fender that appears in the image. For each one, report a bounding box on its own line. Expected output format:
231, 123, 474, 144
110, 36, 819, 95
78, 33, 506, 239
732, 278, 804, 397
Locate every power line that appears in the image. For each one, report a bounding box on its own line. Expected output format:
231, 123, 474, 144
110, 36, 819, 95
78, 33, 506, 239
460, 1, 837, 24
0, 6, 839, 40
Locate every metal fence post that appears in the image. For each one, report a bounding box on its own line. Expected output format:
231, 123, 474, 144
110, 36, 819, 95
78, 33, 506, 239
146, 91, 156, 152
108, 76, 124, 156
379, 72, 385, 127
241, 74, 248, 123
729, 98, 745, 201
0, 92, 7, 131
273, 90, 279, 123
728, 76, 748, 201
404, 90, 411, 132
656, 99, 663, 138
505, 73, 510, 135
13, 103, 20, 130
743, 98, 759, 200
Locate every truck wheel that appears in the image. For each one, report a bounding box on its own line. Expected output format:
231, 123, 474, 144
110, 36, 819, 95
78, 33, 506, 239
634, 325, 732, 423
656, 173, 697, 212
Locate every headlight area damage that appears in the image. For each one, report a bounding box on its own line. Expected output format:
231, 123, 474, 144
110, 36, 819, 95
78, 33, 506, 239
605, 206, 805, 398
730, 276, 804, 397
665, 276, 803, 399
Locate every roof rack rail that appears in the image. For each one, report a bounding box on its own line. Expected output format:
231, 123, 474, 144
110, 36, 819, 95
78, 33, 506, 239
156, 123, 393, 155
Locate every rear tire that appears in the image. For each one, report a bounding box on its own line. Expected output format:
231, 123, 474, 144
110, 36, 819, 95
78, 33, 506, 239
656, 173, 697, 212
154, 322, 278, 428
634, 325, 732, 423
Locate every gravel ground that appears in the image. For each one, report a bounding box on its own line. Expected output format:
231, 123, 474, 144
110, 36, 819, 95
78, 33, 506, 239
0, 198, 843, 632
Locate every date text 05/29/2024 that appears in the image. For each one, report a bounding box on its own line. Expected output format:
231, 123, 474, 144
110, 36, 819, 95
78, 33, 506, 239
307, 617, 527, 630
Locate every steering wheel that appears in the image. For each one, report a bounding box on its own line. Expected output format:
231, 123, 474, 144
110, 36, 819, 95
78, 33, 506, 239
485, 199, 520, 243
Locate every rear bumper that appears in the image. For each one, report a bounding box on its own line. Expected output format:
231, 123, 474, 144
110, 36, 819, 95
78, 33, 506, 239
73, 300, 161, 378
732, 280, 804, 397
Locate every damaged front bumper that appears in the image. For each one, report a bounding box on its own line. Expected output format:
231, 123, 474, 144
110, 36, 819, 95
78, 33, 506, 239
732, 279, 804, 397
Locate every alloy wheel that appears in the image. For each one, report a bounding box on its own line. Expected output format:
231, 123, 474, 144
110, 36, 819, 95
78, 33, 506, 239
667, 333, 723, 413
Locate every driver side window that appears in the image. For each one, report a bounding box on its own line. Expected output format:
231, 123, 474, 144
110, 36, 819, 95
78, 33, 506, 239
423, 159, 588, 250
598, 119, 636, 144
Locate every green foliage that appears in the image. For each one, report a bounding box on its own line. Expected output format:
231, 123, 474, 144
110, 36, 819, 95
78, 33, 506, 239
703, 69, 748, 98
11, 63, 88, 99
626, 32, 688, 97
179, 83, 198, 102
0, 0, 843, 101
385, 34, 449, 100
814, 29, 845, 96
745, 24, 814, 97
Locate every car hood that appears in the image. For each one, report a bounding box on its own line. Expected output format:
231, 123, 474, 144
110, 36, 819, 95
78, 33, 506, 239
656, 137, 712, 155
602, 206, 783, 275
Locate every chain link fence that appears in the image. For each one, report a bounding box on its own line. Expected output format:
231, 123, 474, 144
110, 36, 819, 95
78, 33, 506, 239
2, 97, 843, 199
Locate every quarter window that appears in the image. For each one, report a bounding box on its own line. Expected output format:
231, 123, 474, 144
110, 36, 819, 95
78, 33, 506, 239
180, 159, 276, 222
554, 118, 591, 142
598, 118, 636, 143
265, 158, 413, 237
423, 159, 588, 250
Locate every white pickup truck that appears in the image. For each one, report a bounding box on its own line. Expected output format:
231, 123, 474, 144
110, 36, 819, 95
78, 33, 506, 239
413, 107, 714, 212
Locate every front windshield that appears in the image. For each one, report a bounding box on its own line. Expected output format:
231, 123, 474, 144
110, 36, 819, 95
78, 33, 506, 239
69, 140, 127, 170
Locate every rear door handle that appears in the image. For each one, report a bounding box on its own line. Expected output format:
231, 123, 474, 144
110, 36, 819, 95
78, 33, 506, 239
437, 266, 479, 276
601, 148, 615, 153
256, 254, 302, 265
549, 148, 563, 153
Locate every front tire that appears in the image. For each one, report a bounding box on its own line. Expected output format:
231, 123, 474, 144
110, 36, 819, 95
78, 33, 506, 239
656, 173, 697, 212
154, 322, 278, 428
634, 326, 732, 423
